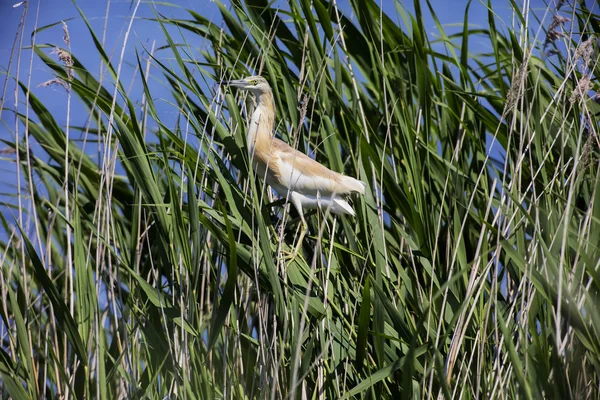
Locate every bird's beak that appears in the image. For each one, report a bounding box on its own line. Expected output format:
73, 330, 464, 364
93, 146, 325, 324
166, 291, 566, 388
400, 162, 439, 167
220, 79, 246, 88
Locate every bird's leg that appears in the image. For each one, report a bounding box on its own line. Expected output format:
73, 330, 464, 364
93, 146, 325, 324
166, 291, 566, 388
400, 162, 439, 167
283, 219, 307, 263
283, 193, 308, 262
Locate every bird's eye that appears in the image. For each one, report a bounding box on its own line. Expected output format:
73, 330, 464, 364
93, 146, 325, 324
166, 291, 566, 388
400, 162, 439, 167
251, 80, 258, 85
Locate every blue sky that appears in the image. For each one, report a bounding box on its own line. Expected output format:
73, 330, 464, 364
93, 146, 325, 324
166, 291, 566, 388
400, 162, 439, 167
0, 0, 575, 238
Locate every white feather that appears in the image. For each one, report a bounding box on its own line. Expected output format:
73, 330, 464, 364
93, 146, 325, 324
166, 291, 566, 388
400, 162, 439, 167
271, 184, 356, 216
276, 157, 346, 196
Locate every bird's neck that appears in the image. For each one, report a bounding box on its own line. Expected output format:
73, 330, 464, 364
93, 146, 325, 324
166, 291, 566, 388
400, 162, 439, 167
247, 92, 275, 153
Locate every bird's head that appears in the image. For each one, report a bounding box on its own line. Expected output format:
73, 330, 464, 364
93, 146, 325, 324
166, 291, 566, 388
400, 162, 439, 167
222, 75, 271, 96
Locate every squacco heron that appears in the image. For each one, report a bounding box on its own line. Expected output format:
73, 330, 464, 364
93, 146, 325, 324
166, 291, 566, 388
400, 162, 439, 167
223, 75, 366, 260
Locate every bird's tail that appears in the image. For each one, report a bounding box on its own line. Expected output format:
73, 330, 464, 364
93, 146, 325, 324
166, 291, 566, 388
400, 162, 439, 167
332, 197, 356, 216
340, 175, 367, 195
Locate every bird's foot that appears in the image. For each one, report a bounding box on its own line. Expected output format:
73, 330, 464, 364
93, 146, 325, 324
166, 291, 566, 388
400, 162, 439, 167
281, 225, 307, 263
282, 242, 303, 263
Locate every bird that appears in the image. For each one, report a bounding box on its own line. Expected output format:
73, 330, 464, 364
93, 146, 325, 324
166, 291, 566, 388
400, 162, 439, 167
222, 75, 366, 261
